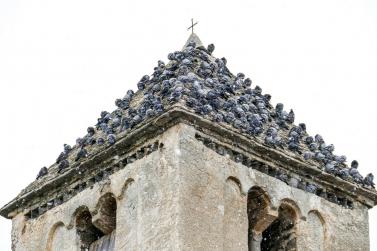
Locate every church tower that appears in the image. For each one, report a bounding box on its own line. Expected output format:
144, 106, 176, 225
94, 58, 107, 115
1, 33, 376, 251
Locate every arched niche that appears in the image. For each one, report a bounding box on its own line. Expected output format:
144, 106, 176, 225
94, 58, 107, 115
115, 178, 138, 250
305, 210, 325, 251
118, 178, 135, 200
223, 177, 247, 250
261, 200, 301, 251
226, 176, 243, 194
45, 222, 67, 251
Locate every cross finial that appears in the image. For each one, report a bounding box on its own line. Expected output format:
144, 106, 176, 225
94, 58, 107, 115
187, 18, 198, 34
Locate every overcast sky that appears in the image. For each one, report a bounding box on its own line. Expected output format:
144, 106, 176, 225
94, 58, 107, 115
0, 0, 376, 250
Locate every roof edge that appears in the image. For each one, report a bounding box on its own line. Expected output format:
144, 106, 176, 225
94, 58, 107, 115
1, 105, 376, 219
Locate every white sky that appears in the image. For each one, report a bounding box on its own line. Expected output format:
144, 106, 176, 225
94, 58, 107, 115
0, 0, 376, 250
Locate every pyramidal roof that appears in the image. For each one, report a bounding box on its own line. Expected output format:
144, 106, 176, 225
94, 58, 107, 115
1, 33, 376, 218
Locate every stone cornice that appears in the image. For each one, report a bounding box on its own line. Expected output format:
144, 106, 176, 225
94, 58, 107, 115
1, 105, 376, 219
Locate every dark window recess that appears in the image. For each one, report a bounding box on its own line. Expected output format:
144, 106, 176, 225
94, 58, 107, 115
76, 194, 117, 251
261, 204, 297, 251
76, 210, 104, 250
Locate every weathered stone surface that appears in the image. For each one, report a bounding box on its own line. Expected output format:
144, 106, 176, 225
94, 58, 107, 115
6, 124, 373, 251
175, 124, 370, 251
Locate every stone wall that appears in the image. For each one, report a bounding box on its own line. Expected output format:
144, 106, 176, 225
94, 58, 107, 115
176, 124, 370, 251
9, 123, 371, 251
10, 125, 181, 251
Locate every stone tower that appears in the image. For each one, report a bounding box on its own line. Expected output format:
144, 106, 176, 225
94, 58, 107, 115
1, 34, 376, 251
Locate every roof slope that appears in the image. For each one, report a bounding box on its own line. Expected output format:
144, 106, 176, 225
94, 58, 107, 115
3, 33, 376, 212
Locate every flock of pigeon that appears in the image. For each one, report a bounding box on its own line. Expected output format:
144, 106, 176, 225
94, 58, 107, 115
35, 39, 375, 190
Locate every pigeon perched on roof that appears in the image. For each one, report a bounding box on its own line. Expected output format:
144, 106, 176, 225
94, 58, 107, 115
87, 127, 95, 137
207, 44, 215, 54
349, 160, 363, 183
287, 109, 295, 124
56, 152, 68, 164
303, 151, 313, 160
58, 159, 69, 173
107, 134, 116, 145
325, 162, 336, 174
64, 144, 72, 154
337, 168, 351, 181
75, 148, 88, 162
305, 183, 317, 193
364, 173, 375, 188
36, 167, 48, 180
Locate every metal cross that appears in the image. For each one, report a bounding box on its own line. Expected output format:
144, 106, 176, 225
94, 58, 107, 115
187, 18, 198, 34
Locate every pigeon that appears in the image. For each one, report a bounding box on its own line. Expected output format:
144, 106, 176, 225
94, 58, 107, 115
363, 173, 375, 188
76, 137, 85, 147
111, 117, 121, 128
75, 148, 88, 162
325, 162, 336, 174
137, 75, 150, 90
337, 168, 351, 180
207, 44, 215, 54
305, 136, 314, 145
314, 151, 326, 161
244, 78, 252, 87
56, 152, 68, 164
276, 172, 288, 183
305, 183, 317, 193
97, 138, 105, 145
315, 134, 325, 144
303, 151, 313, 160
309, 143, 318, 151
287, 109, 295, 124
107, 134, 116, 145
58, 159, 69, 173
351, 160, 358, 169
234, 153, 243, 163
299, 123, 306, 132
36, 167, 48, 180
63, 144, 72, 154
87, 127, 95, 136
349, 160, 363, 183
265, 135, 275, 146
334, 155, 347, 164
85, 136, 96, 146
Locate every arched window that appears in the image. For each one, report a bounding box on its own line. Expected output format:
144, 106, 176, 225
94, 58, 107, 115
92, 193, 117, 235
247, 186, 277, 251
75, 194, 117, 251
75, 208, 104, 250
90, 193, 117, 251
261, 201, 299, 251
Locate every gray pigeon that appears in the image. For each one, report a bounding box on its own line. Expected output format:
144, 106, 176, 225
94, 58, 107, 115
58, 159, 69, 173
107, 134, 116, 145
349, 160, 363, 183
75, 148, 88, 162
363, 173, 375, 188
207, 44, 215, 54
36, 167, 48, 180
303, 151, 313, 160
